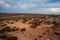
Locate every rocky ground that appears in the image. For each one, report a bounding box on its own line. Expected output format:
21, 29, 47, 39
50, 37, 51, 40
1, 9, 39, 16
0, 14, 60, 40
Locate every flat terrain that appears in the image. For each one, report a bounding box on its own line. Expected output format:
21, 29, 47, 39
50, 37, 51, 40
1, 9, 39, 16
0, 13, 60, 40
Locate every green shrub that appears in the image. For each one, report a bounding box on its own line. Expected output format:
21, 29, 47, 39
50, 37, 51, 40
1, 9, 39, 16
6, 36, 17, 40
1, 26, 11, 32
0, 19, 3, 21
11, 27, 19, 31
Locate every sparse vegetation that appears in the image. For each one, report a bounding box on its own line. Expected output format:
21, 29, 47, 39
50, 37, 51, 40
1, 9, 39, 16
20, 28, 26, 32
54, 32, 60, 35
9, 21, 14, 24
38, 35, 42, 38
0, 24, 7, 27
21, 18, 28, 23
30, 19, 40, 28
0, 19, 3, 21
11, 27, 19, 31
52, 21, 59, 28
0, 14, 60, 40
22, 18, 31, 23
0, 24, 18, 40
34, 38, 38, 40
1, 26, 11, 32
5, 36, 18, 40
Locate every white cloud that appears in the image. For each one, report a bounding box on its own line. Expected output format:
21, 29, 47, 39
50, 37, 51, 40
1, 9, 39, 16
0, 0, 4, 4
50, 8, 57, 12
7, 0, 15, 2
35, 8, 60, 14
19, 3, 37, 9
50, 8, 60, 12
0, 0, 11, 8
29, 0, 50, 3
44, 2, 60, 8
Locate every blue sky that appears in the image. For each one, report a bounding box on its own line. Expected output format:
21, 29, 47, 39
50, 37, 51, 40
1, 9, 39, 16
0, 0, 60, 14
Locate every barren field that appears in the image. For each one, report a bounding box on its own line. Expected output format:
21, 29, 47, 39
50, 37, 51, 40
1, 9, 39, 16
0, 13, 60, 40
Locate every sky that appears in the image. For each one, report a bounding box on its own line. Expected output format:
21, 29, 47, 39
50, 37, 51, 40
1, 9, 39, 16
0, 0, 60, 14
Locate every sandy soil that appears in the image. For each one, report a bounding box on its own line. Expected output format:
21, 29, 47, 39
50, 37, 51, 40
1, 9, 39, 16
0, 13, 60, 40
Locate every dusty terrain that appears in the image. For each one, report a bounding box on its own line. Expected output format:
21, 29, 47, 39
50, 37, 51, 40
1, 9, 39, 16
0, 13, 60, 40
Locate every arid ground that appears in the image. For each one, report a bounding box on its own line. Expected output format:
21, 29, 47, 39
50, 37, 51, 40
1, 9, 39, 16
0, 13, 60, 40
